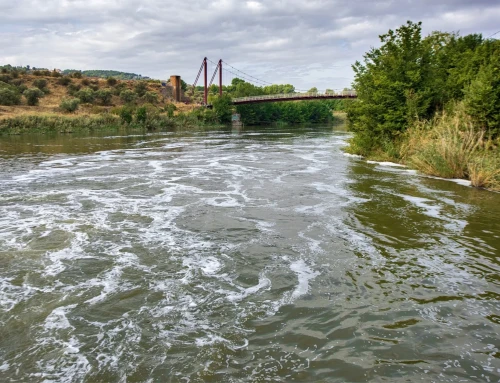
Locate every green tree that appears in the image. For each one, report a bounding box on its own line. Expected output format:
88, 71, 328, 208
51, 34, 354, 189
23, 88, 44, 106
96, 88, 113, 105
212, 94, 233, 123
76, 87, 95, 103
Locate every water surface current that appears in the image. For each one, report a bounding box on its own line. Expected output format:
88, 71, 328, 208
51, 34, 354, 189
0, 126, 499, 382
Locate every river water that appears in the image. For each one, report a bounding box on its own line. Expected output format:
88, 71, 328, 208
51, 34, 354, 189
0, 125, 499, 382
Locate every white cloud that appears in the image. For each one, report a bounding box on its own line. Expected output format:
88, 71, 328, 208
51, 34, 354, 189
0, 0, 499, 90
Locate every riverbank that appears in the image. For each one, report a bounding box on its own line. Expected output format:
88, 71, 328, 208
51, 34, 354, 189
345, 106, 500, 191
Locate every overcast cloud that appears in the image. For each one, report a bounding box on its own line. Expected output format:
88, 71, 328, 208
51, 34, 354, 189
1, 0, 499, 90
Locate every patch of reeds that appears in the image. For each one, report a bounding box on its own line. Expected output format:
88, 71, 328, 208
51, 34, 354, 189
400, 104, 500, 190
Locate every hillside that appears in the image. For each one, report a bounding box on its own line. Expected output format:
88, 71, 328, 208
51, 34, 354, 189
62, 70, 150, 80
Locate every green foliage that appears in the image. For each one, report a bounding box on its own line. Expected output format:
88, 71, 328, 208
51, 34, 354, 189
60, 97, 81, 113
236, 100, 332, 125
81, 78, 90, 86
96, 88, 113, 105
51, 70, 61, 78
211, 94, 233, 123
135, 106, 147, 124
23, 88, 44, 106
165, 103, 176, 118
33, 78, 48, 91
57, 76, 72, 86
71, 71, 82, 79
347, 21, 500, 156
33, 70, 43, 76
308, 87, 318, 93
143, 91, 158, 104
0, 86, 21, 106
106, 77, 117, 86
67, 83, 82, 96
134, 81, 148, 97
76, 87, 95, 103
113, 82, 127, 96
119, 107, 133, 124
0, 74, 12, 83
120, 89, 137, 103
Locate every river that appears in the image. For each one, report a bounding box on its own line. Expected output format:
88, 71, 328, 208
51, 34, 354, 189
0, 125, 499, 382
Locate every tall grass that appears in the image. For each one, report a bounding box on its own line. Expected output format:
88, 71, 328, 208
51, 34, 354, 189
400, 104, 500, 190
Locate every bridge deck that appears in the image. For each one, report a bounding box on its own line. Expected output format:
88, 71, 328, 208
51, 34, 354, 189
206, 92, 357, 107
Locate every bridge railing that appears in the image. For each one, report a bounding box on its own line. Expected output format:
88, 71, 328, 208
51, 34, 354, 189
232, 90, 357, 103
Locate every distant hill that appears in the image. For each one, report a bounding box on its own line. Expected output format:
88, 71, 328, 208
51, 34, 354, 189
62, 69, 151, 80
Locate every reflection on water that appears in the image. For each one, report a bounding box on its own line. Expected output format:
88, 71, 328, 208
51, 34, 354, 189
0, 125, 499, 382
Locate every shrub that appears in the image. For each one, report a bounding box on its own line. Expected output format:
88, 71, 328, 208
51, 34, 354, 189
136, 106, 147, 124
60, 97, 80, 113
76, 87, 95, 103
33, 70, 43, 76
42, 70, 51, 76
81, 78, 90, 86
0, 88, 21, 106
57, 76, 72, 86
119, 107, 133, 124
89, 84, 99, 91
33, 78, 48, 90
11, 70, 19, 79
96, 88, 113, 105
71, 71, 82, 79
120, 89, 137, 103
23, 88, 44, 106
134, 81, 148, 97
143, 91, 158, 104
51, 70, 61, 78
165, 103, 177, 118
106, 77, 117, 86
17, 84, 28, 94
0, 74, 12, 83
67, 83, 81, 96
113, 82, 127, 96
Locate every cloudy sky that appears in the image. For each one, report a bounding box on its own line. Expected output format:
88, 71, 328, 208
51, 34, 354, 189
1, 0, 499, 91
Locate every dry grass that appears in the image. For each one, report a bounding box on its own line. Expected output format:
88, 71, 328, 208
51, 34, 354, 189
0, 74, 197, 120
400, 104, 500, 190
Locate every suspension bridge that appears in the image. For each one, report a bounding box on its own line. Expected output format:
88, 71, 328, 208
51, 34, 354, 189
191, 57, 357, 107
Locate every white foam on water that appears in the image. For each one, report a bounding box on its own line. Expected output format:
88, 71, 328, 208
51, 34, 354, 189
367, 160, 407, 168
342, 152, 363, 159
289, 260, 320, 299
226, 274, 272, 302
44, 304, 77, 330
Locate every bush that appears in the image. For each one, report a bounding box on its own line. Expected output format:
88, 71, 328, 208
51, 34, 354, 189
51, 70, 61, 78
165, 103, 177, 118
0, 88, 21, 106
33, 70, 43, 76
106, 77, 117, 86
57, 76, 72, 86
96, 88, 113, 105
71, 71, 82, 79
134, 81, 148, 97
113, 82, 127, 96
143, 91, 158, 104
0, 74, 12, 83
60, 97, 80, 113
23, 88, 44, 106
76, 87, 95, 103
67, 83, 81, 96
81, 78, 90, 86
136, 106, 147, 124
33, 78, 48, 90
119, 107, 133, 124
120, 89, 137, 103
